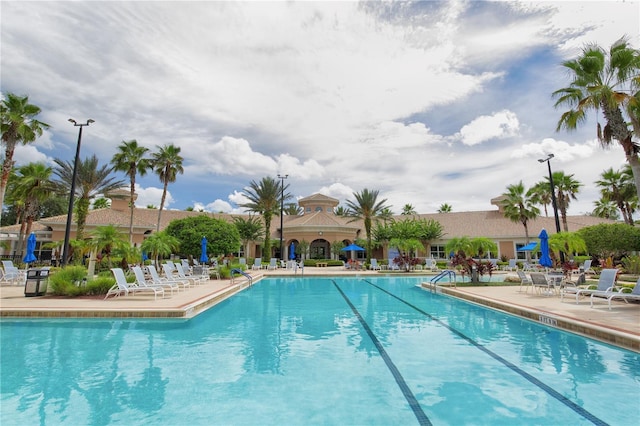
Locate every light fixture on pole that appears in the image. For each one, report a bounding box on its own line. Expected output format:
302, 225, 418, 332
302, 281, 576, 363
278, 174, 288, 262
538, 153, 564, 263
61, 118, 94, 266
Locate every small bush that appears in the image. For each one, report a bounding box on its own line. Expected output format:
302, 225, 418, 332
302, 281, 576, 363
49, 266, 87, 295
85, 276, 115, 295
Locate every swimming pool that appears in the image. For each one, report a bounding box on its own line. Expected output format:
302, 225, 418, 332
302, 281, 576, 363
2, 276, 638, 425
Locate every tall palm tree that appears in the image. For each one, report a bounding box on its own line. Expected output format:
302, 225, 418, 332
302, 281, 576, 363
551, 171, 581, 231
151, 144, 184, 231
88, 224, 128, 269
53, 155, 124, 240
0, 93, 50, 218
11, 162, 54, 255
283, 203, 303, 215
437, 203, 452, 213
111, 139, 150, 242
140, 231, 180, 266
239, 176, 291, 258
500, 181, 540, 247
345, 188, 390, 264
529, 181, 552, 217
596, 167, 634, 224
401, 203, 417, 215
553, 37, 640, 199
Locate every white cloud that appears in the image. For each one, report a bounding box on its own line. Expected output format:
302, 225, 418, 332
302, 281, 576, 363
456, 110, 520, 146
511, 137, 594, 162
134, 185, 173, 209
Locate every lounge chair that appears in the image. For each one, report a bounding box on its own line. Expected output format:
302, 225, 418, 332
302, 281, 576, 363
147, 265, 190, 291
516, 271, 532, 293
132, 265, 178, 295
2, 260, 26, 284
388, 259, 400, 271
106, 268, 164, 300
580, 259, 596, 275
370, 259, 381, 270
562, 268, 618, 304
590, 278, 640, 310
529, 272, 557, 296
504, 259, 518, 271
176, 263, 207, 285
267, 258, 278, 270
424, 258, 438, 272
252, 258, 262, 270
239, 257, 247, 270
162, 263, 192, 289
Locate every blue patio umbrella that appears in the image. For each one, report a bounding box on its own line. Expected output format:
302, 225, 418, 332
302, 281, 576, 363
341, 243, 365, 252
289, 242, 296, 260
142, 251, 149, 262
23, 233, 37, 263
538, 229, 553, 268
200, 236, 208, 263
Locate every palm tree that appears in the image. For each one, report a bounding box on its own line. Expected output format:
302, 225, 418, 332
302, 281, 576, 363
111, 139, 151, 242
553, 37, 640, 199
53, 155, 124, 240
283, 203, 303, 215
140, 231, 180, 266
529, 181, 552, 217
596, 167, 635, 224
92, 198, 110, 209
239, 176, 291, 258
500, 181, 540, 247
592, 199, 620, 220
401, 203, 417, 215
88, 224, 128, 269
551, 171, 581, 231
233, 215, 263, 258
11, 162, 54, 255
0, 93, 50, 218
334, 206, 348, 216
345, 188, 390, 264
151, 144, 184, 231
437, 203, 452, 213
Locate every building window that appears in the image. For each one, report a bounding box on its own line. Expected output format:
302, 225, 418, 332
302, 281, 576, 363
315, 206, 323, 212
430, 245, 446, 259
306, 207, 311, 212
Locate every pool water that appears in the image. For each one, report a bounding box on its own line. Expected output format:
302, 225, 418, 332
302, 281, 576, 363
1, 276, 638, 425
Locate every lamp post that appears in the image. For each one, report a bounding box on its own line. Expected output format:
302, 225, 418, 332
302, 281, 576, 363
278, 174, 288, 262
61, 119, 94, 267
538, 153, 564, 263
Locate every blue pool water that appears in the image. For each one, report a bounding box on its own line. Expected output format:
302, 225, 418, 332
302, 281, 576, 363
1, 276, 639, 425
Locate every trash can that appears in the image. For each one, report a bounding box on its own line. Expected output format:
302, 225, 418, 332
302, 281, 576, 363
24, 268, 49, 297
193, 266, 204, 276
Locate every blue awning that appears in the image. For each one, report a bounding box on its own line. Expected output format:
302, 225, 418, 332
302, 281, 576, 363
517, 242, 538, 251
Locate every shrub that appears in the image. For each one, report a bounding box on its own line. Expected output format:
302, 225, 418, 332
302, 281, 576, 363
621, 255, 640, 275
49, 266, 87, 295
85, 276, 115, 295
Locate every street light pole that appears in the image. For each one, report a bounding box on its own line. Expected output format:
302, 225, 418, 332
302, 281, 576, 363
538, 153, 564, 263
278, 174, 288, 262
61, 119, 94, 267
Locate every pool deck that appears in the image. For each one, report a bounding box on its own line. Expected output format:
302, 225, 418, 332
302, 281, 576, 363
1, 267, 638, 352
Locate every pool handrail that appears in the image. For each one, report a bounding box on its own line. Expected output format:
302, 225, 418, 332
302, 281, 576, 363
231, 268, 253, 286
429, 269, 457, 289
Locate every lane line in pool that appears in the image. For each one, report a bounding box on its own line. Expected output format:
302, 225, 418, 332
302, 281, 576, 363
363, 280, 608, 426
331, 280, 432, 426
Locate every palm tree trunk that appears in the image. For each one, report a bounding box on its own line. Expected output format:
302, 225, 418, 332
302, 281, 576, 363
602, 102, 640, 201
156, 181, 168, 232
128, 179, 135, 243
0, 143, 16, 218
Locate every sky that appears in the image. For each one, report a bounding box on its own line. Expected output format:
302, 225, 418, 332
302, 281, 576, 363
2, 0, 639, 216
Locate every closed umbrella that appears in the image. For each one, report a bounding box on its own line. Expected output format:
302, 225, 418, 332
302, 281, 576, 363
200, 237, 208, 263
289, 242, 296, 260
538, 229, 553, 268
23, 233, 37, 264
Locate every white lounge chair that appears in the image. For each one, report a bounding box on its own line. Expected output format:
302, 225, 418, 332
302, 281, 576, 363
106, 268, 164, 300
562, 268, 618, 303
424, 258, 438, 272
2, 260, 26, 284
388, 259, 399, 271
590, 277, 640, 310
239, 257, 247, 270
176, 263, 207, 285
370, 259, 381, 270
252, 258, 262, 270
162, 263, 192, 290
147, 265, 190, 291
267, 258, 278, 270
504, 259, 518, 271
132, 265, 178, 295
580, 259, 596, 275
